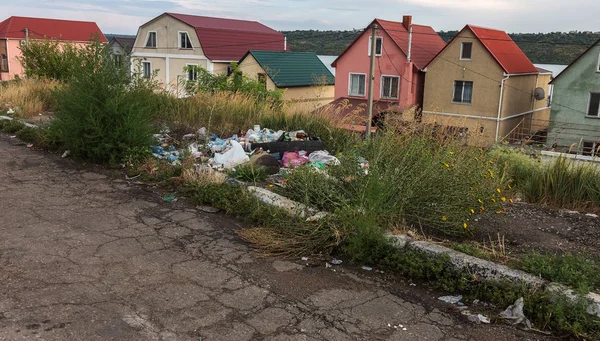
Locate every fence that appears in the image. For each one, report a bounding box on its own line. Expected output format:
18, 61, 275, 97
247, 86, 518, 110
502, 117, 600, 156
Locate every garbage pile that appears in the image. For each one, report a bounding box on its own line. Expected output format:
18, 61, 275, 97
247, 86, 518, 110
149, 125, 347, 180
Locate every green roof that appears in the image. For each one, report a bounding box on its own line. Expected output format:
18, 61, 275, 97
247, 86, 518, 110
242, 50, 335, 88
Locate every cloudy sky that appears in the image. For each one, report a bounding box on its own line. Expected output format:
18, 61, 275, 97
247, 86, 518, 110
3, 0, 598, 34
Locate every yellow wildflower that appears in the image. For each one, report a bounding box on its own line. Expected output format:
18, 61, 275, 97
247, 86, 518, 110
501, 197, 506, 202
269, 184, 274, 188
480, 206, 485, 211
463, 223, 468, 229
470, 209, 475, 214
478, 199, 483, 204
509, 198, 514, 204
448, 151, 454, 155
496, 188, 502, 193
443, 162, 450, 168
442, 216, 447, 221
507, 184, 512, 190
496, 209, 503, 214
491, 198, 496, 203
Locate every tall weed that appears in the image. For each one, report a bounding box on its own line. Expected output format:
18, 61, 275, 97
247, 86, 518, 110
0, 79, 58, 117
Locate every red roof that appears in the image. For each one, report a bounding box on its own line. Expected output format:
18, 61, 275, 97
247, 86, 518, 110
427, 25, 536, 74
332, 18, 446, 70
0, 16, 106, 42
166, 13, 287, 61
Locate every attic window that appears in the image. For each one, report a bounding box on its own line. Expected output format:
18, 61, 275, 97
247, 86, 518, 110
460, 42, 472, 60
179, 32, 193, 49
368, 36, 383, 57
145, 31, 157, 48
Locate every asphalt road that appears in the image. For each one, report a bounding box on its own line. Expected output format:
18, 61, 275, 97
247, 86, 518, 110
0, 134, 556, 341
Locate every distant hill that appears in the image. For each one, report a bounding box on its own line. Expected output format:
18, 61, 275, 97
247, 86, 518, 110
282, 30, 600, 65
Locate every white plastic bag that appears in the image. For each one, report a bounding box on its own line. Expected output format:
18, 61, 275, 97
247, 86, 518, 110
309, 151, 340, 166
213, 140, 250, 169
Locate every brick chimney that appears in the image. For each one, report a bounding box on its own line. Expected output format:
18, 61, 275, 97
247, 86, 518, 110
402, 15, 412, 29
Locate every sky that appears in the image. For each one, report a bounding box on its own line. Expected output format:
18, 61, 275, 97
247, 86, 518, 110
2, 0, 599, 34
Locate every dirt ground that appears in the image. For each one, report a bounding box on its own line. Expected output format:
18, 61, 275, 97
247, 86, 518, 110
476, 203, 600, 256
0, 133, 565, 340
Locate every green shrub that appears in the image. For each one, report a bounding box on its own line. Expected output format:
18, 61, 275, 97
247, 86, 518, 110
19, 38, 83, 81
517, 252, 600, 293
229, 164, 268, 182
281, 126, 503, 237
492, 146, 600, 210
50, 41, 161, 165
2, 120, 25, 133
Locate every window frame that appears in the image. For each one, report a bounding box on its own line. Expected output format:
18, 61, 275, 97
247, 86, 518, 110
597, 52, 600, 72
368, 36, 383, 57
460, 42, 473, 61
586, 92, 600, 118
452, 80, 474, 105
380, 75, 400, 99
348, 72, 367, 97
0, 54, 7, 72
178, 31, 193, 50
186, 63, 198, 81
145, 31, 157, 49
142, 60, 152, 79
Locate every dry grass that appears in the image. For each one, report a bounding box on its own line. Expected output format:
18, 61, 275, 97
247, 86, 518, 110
0, 79, 58, 117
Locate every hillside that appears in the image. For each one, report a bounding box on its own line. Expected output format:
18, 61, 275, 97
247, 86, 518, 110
282, 30, 600, 65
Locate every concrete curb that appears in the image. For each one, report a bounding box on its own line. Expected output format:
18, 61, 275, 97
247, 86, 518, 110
0, 116, 37, 128
247, 186, 327, 222
385, 233, 600, 317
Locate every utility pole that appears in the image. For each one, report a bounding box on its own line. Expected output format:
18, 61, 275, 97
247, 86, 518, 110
24, 28, 29, 45
365, 24, 378, 140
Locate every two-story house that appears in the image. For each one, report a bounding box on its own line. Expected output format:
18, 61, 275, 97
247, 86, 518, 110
0, 16, 106, 81
130, 13, 287, 93
548, 39, 600, 154
108, 36, 135, 76
422, 25, 552, 146
326, 16, 445, 122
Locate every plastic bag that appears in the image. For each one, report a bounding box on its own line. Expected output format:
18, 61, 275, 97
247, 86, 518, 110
309, 151, 340, 166
282, 151, 309, 168
214, 140, 250, 169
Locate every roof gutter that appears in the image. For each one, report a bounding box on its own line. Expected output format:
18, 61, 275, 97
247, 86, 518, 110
495, 74, 510, 142
504, 72, 539, 76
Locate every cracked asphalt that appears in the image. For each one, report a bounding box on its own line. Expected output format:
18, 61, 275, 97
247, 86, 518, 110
0, 134, 556, 341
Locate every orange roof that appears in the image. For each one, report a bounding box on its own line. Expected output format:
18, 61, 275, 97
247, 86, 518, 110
0, 16, 106, 42
332, 18, 446, 70
426, 25, 536, 74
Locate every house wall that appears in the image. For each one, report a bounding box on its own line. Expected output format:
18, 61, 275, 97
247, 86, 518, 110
1, 39, 87, 81
239, 54, 334, 112
549, 44, 600, 150
131, 14, 211, 92
0, 39, 8, 81
333, 27, 421, 108
423, 29, 504, 118
213, 62, 230, 75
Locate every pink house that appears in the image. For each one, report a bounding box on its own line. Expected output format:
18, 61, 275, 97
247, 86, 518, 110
328, 16, 445, 119
0, 16, 107, 81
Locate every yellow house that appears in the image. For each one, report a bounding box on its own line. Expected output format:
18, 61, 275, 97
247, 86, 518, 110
130, 13, 287, 95
238, 50, 335, 112
422, 25, 552, 145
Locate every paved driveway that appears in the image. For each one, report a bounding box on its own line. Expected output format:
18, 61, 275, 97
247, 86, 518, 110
0, 135, 553, 340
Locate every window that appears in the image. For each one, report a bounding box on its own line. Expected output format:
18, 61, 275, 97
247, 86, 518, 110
460, 42, 472, 60
258, 73, 267, 90
349, 73, 366, 96
179, 32, 193, 49
597, 53, 600, 72
587, 93, 600, 117
142, 61, 151, 78
1, 54, 7, 71
186, 64, 198, 81
113, 54, 123, 66
368, 36, 383, 56
227, 65, 234, 77
145, 31, 157, 48
452, 81, 473, 104
381, 76, 399, 99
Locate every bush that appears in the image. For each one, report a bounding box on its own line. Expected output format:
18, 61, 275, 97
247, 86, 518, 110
280, 125, 503, 237
19, 38, 84, 80
50, 41, 161, 164
229, 164, 268, 182
2, 120, 25, 133
491, 147, 600, 211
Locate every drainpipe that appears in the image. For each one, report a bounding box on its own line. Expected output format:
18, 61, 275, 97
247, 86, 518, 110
284, 37, 287, 52
495, 74, 510, 142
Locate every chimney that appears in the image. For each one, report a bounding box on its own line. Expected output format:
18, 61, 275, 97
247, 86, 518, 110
402, 15, 412, 29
